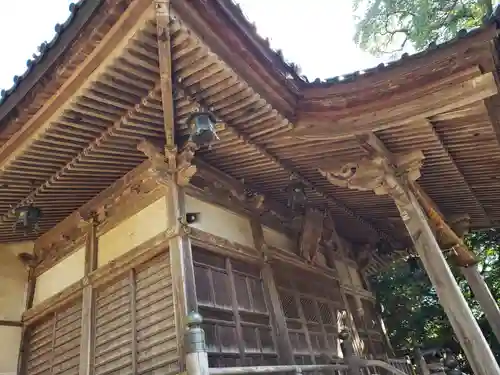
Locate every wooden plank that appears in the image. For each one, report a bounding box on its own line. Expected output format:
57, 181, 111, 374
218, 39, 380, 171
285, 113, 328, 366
292, 73, 497, 140
0, 320, 22, 327
0, 0, 153, 171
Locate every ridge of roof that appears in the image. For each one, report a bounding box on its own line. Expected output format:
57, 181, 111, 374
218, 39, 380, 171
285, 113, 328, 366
306, 6, 500, 87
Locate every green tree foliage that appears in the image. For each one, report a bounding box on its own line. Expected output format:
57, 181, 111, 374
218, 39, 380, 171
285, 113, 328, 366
371, 230, 500, 370
353, 0, 495, 56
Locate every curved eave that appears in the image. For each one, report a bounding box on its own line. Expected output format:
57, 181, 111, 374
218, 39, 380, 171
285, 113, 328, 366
0, 0, 105, 140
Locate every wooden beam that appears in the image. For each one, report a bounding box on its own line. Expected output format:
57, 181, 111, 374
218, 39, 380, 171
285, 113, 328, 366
79, 217, 98, 375
0, 320, 22, 327
319, 134, 499, 375
155, 2, 197, 371
18, 262, 36, 375
429, 102, 485, 122
354, 131, 477, 266
393, 183, 498, 375
0, 0, 153, 171
291, 73, 497, 140
175, 70, 394, 246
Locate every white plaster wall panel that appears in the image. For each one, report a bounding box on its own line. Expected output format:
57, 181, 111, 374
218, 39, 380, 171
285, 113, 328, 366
33, 246, 85, 306
0, 246, 28, 320
185, 196, 254, 248
0, 326, 21, 374
263, 226, 295, 252
335, 260, 351, 285
98, 196, 168, 267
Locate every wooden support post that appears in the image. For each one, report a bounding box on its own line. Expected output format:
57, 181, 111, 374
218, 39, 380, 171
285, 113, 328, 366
79, 216, 98, 375
389, 185, 497, 375
354, 132, 500, 349
320, 146, 500, 375
18, 266, 36, 375
410, 185, 500, 345
461, 265, 500, 344
250, 216, 295, 365
153, 0, 198, 370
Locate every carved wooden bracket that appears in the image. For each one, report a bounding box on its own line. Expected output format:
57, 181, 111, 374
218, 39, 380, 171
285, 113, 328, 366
319, 151, 424, 196
299, 208, 324, 263
137, 139, 197, 186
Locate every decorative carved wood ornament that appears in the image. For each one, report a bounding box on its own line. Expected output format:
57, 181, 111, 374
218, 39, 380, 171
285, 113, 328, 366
299, 208, 324, 262
137, 139, 197, 186
319, 151, 424, 196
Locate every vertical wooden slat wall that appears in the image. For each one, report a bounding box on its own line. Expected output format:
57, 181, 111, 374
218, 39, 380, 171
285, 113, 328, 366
24, 298, 82, 375
92, 251, 178, 375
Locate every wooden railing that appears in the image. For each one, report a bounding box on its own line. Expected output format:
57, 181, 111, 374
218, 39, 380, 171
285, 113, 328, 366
183, 312, 414, 375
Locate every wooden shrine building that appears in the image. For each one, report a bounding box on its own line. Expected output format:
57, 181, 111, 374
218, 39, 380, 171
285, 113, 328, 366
1, 1, 500, 374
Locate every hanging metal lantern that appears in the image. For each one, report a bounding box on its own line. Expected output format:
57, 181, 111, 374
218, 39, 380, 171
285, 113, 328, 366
13, 205, 42, 235
286, 180, 307, 210
186, 111, 219, 147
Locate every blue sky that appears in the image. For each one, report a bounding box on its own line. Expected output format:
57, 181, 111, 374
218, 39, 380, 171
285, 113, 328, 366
0, 0, 389, 92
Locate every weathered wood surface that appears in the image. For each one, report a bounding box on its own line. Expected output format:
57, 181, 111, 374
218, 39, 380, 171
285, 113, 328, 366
0, 0, 498, 285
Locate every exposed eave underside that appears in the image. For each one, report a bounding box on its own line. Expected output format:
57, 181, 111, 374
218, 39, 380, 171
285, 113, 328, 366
0, 0, 499, 264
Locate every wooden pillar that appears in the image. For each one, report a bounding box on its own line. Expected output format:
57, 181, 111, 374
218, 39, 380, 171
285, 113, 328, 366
461, 265, 500, 344
411, 186, 500, 345
320, 149, 500, 375
79, 216, 98, 375
250, 216, 295, 365
393, 188, 500, 375
18, 266, 36, 375
153, 0, 198, 370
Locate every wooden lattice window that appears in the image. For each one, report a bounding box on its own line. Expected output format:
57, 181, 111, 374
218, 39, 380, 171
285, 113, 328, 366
23, 298, 82, 375
193, 247, 278, 367
272, 263, 343, 364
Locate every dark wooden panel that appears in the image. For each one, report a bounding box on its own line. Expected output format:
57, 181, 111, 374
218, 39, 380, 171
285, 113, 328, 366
272, 262, 343, 364
24, 298, 82, 375
92, 251, 178, 375
135, 252, 178, 374
94, 273, 133, 375
193, 247, 278, 367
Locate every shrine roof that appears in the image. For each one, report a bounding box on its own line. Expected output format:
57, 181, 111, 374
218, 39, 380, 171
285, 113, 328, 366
0, 0, 499, 273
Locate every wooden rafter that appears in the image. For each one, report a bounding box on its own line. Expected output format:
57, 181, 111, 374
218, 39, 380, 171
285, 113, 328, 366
0, 82, 162, 225
420, 120, 492, 225
0, 0, 153, 172
174, 81, 396, 245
